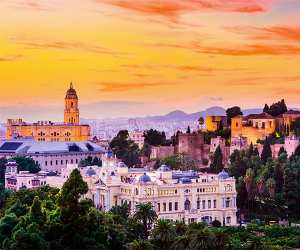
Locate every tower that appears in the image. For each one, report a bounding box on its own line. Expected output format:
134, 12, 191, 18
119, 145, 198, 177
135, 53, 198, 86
64, 82, 80, 125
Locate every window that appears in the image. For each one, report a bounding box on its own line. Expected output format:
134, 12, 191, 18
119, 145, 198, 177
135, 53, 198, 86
169, 202, 172, 211
226, 198, 230, 208
184, 199, 191, 211
208, 200, 211, 209
175, 202, 178, 211
202, 200, 206, 209
226, 217, 231, 224
45, 161, 47, 166
262, 122, 265, 129
197, 199, 201, 209
213, 200, 217, 208
135, 188, 139, 195
163, 203, 166, 212
158, 203, 160, 212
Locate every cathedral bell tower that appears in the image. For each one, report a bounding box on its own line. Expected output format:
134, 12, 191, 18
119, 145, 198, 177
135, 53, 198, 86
64, 82, 80, 125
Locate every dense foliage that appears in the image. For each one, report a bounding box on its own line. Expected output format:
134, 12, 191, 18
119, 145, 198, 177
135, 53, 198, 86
226, 106, 243, 125
143, 129, 168, 146
0, 157, 41, 184
229, 147, 300, 221
79, 156, 102, 168
263, 99, 288, 117
156, 153, 198, 171
110, 130, 141, 167
0, 170, 299, 250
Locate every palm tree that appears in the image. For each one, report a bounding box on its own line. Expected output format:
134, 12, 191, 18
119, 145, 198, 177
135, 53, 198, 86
256, 175, 265, 196
171, 235, 189, 250
266, 178, 275, 198
126, 240, 154, 250
244, 168, 254, 197
174, 221, 187, 236
187, 228, 215, 250
134, 203, 157, 239
151, 219, 175, 250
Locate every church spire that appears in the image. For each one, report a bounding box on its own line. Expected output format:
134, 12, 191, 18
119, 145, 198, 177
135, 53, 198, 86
70, 81, 73, 89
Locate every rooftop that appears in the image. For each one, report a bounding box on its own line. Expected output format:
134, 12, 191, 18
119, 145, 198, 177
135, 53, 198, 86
0, 139, 105, 154
244, 112, 275, 120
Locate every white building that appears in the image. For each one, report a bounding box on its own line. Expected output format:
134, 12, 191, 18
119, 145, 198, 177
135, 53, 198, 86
94, 161, 238, 226
0, 139, 105, 173
5, 160, 101, 201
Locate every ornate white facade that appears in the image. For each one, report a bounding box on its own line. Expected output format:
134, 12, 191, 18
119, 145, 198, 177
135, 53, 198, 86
94, 157, 238, 226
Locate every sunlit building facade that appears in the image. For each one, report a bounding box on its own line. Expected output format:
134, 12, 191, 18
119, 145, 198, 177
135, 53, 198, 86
94, 158, 237, 225
6, 83, 90, 142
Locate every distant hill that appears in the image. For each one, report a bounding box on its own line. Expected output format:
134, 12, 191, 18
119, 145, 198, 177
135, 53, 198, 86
82, 107, 300, 124
135, 106, 263, 122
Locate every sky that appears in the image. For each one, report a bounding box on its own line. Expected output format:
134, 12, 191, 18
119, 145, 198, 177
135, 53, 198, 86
1, 0, 300, 121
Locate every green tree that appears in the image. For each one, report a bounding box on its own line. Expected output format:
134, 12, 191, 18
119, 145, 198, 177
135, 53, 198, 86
261, 139, 272, 164
210, 145, 223, 174
151, 220, 175, 250
264, 99, 288, 117
283, 167, 300, 218
110, 130, 141, 167
134, 203, 157, 240
226, 106, 243, 125
144, 129, 167, 146
126, 240, 154, 250
186, 126, 191, 134
13, 156, 41, 173
278, 147, 287, 157
57, 168, 92, 249
140, 143, 152, 158
0, 158, 8, 184
291, 118, 300, 136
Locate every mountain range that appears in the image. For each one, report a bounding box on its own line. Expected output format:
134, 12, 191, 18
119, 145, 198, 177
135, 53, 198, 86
133, 106, 263, 123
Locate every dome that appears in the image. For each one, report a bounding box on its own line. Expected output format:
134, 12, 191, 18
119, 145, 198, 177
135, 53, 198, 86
118, 161, 127, 168
65, 82, 78, 99
179, 177, 192, 184
106, 150, 113, 158
158, 165, 171, 172
85, 167, 96, 176
218, 169, 229, 180
139, 173, 151, 183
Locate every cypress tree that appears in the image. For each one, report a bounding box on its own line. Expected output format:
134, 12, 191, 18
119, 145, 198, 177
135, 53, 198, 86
261, 139, 272, 164
210, 145, 223, 173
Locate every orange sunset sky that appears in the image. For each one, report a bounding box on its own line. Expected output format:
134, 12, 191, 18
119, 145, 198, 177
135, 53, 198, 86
0, 0, 300, 121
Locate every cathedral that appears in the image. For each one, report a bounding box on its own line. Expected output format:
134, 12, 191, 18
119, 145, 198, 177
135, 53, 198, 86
6, 83, 91, 142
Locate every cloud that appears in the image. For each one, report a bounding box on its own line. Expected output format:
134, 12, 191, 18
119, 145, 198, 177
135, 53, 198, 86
8, 0, 52, 11
209, 96, 223, 102
0, 54, 24, 62
149, 41, 300, 56
100, 0, 272, 19
226, 25, 300, 43
97, 81, 176, 92
10, 37, 125, 57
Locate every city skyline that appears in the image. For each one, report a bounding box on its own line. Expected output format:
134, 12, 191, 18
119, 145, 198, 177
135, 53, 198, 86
1, 0, 300, 120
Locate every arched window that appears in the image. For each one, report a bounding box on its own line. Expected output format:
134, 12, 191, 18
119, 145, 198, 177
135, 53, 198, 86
184, 199, 191, 211
135, 188, 139, 195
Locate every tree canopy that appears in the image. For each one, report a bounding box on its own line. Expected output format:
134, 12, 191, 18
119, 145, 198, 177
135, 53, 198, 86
263, 99, 288, 117
226, 106, 243, 125
110, 130, 141, 167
